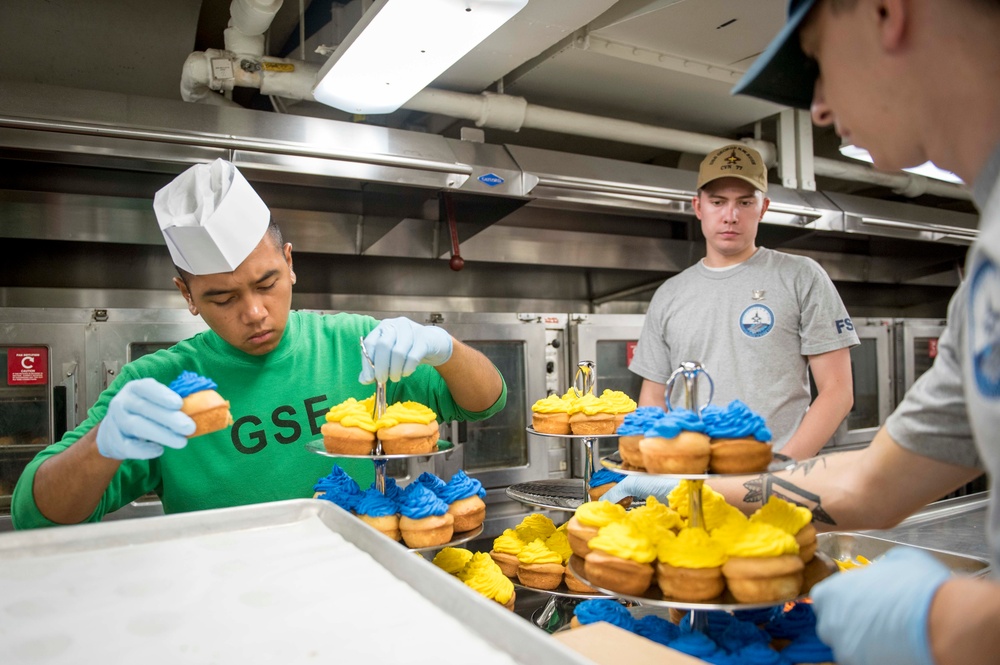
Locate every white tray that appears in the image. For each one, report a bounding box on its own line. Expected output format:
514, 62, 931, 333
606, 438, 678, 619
0, 500, 592, 665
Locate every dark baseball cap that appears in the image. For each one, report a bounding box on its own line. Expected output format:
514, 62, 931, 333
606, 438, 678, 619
731, 0, 821, 110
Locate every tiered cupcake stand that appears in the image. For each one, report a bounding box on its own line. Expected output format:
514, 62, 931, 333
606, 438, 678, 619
507, 361, 613, 511
565, 361, 837, 633
504, 362, 621, 630
304, 337, 481, 553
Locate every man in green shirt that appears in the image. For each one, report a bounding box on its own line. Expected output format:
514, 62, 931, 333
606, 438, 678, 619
12, 159, 506, 529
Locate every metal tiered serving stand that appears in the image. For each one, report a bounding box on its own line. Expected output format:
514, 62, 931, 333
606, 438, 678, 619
507, 361, 626, 630
305, 337, 479, 552
563, 361, 836, 633
508, 361, 621, 511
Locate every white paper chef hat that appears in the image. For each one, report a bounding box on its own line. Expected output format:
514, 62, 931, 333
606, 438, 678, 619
153, 159, 270, 275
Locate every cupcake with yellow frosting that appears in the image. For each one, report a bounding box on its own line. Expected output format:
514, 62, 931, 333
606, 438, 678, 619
545, 529, 595, 593
531, 394, 572, 434
514, 513, 557, 543
457, 552, 517, 611
376, 401, 439, 455
516, 539, 565, 590
721, 523, 804, 603
656, 527, 727, 601
566, 500, 628, 558
750, 496, 817, 563
599, 389, 637, 429
668, 480, 748, 531
464, 564, 516, 611
626, 496, 684, 544
568, 392, 617, 435
489, 529, 525, 578
321, 396, 378, 455
432, 547, 474, 575
583, 520, 656, 596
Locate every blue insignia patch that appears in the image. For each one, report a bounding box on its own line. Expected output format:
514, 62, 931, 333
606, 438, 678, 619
739, 304, 775, 338
969, 257, 1000, 398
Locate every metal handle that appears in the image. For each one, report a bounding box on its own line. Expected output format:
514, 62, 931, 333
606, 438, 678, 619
572, 360, 596, 397
62, 361, 79, 430
359, 336, 386, 455
665, 361, 714, 414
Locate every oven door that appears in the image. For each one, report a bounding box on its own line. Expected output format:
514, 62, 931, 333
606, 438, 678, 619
0, 308, 89, 514
823, 319, 895, 449
568, 313, 646, 476
893, 318, 948, 405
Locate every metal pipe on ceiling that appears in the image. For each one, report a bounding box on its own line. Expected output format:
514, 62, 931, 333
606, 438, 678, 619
176, 46, 969, 202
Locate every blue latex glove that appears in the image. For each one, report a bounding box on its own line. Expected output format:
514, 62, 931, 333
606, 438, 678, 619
600, 474, 679, 504
359, 317, 453, 384
96, 378, 195, 460
812, 546, 951, 665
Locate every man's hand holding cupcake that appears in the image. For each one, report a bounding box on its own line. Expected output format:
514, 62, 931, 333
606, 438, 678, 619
97, 378, 196, 460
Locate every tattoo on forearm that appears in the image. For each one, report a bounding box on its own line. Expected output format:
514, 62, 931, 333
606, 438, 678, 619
740, 456, 837, 526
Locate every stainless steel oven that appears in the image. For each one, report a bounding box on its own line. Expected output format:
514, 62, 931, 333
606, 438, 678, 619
893, 317, 948, 405
568, 313, 646, 476
819, 318, 896, 450
0, 308, 88, 513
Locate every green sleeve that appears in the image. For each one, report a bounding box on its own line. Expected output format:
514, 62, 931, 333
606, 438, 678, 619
11, 364, 162, 530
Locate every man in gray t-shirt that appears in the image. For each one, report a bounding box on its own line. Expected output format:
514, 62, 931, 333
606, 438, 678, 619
629, 143, 858, 457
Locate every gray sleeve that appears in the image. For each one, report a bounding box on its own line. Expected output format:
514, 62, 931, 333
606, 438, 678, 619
797, 257, 860, 355
629, 284, 672, 384
885, 281, 982, 469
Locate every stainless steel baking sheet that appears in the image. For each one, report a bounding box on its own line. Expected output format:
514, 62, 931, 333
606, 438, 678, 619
0, 499, 592, 665
817, 532, 990, 577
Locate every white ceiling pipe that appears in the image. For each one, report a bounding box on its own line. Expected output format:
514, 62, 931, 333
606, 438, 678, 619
177, 50, 968, 201
225, 0, 284, 56
813, 156, 969, 200
180, 51, 243, 106
180, 50, 317, 105
406, 88, 776, 170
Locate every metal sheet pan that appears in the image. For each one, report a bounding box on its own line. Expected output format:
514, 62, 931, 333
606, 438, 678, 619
817, 532, 990, 577
0, 499, 592, 665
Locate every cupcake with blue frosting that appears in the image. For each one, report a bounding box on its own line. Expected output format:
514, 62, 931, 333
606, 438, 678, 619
639, 408, 710, 474
703, 400, 773, 473
313, 464, 359, 498
438, 470, 487, 532
169, 371, 232, 438
398, 484, 454, 548
778, 633, 835, 664
569, 599, 636, 631
617, 406, 665, 469
355, 488, 400, 541
588, 468, 628, 504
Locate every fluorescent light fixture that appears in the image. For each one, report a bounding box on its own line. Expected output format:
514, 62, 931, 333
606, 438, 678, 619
312, 0, 529, 115
839, 143, 964, 185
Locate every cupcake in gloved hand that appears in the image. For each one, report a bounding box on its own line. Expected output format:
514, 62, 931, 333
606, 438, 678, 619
169, 371, 233, 438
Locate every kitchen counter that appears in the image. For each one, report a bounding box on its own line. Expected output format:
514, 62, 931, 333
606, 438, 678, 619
858, 492, 991, 567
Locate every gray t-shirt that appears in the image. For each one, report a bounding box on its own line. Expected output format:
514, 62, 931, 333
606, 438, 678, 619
886, 142, 1000, 572
630, 247, 859, 449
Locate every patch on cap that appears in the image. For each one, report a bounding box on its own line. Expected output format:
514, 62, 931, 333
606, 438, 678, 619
153, 159, 270, 275
697, 144, 768, 193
